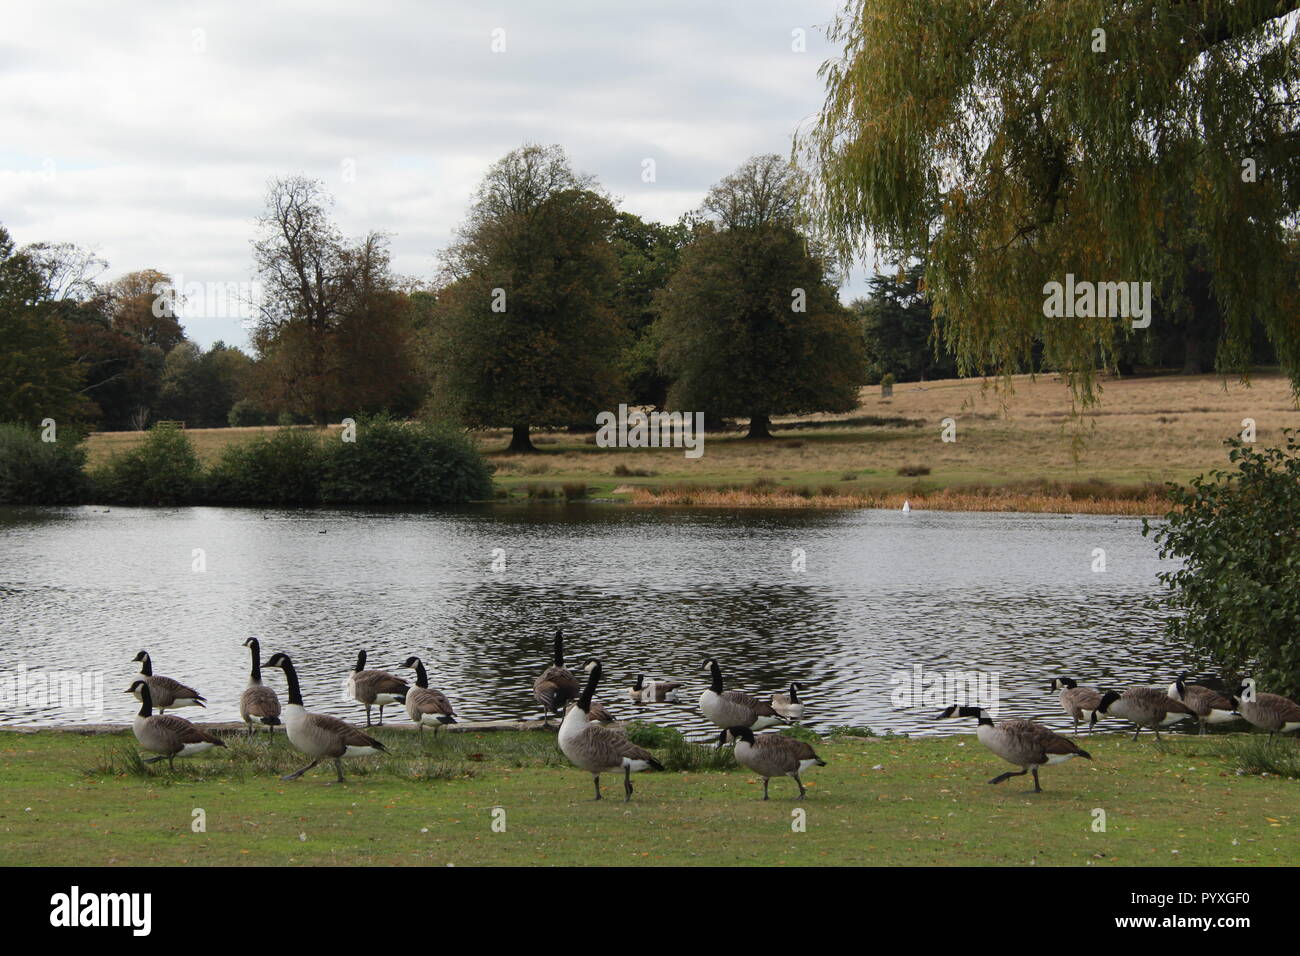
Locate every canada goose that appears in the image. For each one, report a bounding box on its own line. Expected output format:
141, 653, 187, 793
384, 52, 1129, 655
399, 656, 457, 733
728, 725, 825, 799
533, 627, 580, 722
1234, 679, 1300, 740
239, 638, 281, 736
770, 682, 805, 721
347, 650, 408, 726
572, 661, 617, 721
938, 705, 1091, 792
129, 650, 205, 714
1168, 675, 1239, 734
1096, 686, 1195, 740
700, 658, 785, 747
628, 674, 682, 703
127, 680, 225, 770
1048, 677, 1102, 734
263, 652, 387, 783
558, 660, 662, 801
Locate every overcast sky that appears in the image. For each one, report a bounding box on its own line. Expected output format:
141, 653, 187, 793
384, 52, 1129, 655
1, 0, 874, 348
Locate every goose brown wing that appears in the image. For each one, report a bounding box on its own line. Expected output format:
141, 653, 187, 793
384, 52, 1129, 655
587, 724, 662, 767
757, 733, 818, 762
1261, 692, 1300, 722
355, 670, 408, 696
149, 675, 205, 702
241, 685, 280, 718
308, 713, 386, 750
1062, 687, 1102, 712
1186, 685, 1234, 712
411, 686, 455, 717
722, 689, 779, 717
152, 714, 224, 746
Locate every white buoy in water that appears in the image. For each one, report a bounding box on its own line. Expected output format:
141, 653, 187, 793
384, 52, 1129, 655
902, 499, 912, 513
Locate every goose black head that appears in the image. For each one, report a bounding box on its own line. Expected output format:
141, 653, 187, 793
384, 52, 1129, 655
936, 705, 985, 720
126, 679, 148, 695
243, 637, 260, 650
132, 650, 149, 662
1048, 677, 1076, 691
631, 674, 644, 691
354, 650, 367, 672
728, 725, 755, 744
1097, 690, 1121, 713
400, 656, 420, 669
263, 653, 292, 669
577, 659, 602, 712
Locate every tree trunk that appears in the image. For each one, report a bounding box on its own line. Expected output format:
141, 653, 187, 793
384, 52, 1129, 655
745, 414, 773, 440
507, 424, 538, 453
1181, 329, 1205, 375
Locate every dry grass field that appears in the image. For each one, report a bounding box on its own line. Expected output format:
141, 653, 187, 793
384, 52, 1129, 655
85, 371, 1300, 512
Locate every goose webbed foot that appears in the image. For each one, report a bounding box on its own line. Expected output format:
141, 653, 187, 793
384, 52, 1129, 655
624, 767, 634, 802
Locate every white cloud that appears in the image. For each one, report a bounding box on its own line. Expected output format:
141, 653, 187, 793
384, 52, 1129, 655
0, 0, 870, 347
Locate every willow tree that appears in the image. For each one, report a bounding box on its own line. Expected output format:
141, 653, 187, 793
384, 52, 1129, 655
799, 1, 1300, 405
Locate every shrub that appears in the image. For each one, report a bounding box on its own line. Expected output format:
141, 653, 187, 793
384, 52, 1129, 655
1145, 433, 1300, 698
897, 463, 931, 476
318, 414, 494, 505
624, 721, 682, 749
227, 399, 274, 427
561, 482, 589, 500
205, 427, 323, 505
0, 423, 89, 504
92, 424, 202, 505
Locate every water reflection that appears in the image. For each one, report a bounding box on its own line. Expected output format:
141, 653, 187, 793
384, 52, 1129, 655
0, 504, 1189, 738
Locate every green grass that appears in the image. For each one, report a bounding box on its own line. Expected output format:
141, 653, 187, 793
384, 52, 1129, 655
1, 729, 1296, 866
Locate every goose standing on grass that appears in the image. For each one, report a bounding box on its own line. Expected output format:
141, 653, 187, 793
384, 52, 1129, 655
1095, 686, 1195, 740
399, 656, 457, 734
129, 650, 205, 714
938, 705, 1091, 793
700, 658, 785, 747
239, 638, 281, 736
263, 652, 387, 784
1168, 675, 1239, 735
1234, 679, 1300, 740
347, 650, 408, 726
770, 682, 805, 722
729, 726, 825, 800
558, 660, 662, 801
127, 680, 225, 770
627, 674, 682, 703
533, 627, 580, 722
1048, 677, 1103, 734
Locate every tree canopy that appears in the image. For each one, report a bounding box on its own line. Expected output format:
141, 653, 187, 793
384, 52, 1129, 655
427, 144, 625, 451
656, 155, 866, 438
800, 1, 1300, 405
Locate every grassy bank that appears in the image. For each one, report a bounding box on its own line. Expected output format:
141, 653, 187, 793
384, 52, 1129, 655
82, 372, 1299, 514
1, 728, 1295, 866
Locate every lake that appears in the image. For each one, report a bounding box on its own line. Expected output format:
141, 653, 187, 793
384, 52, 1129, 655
0, 504, 1191, 738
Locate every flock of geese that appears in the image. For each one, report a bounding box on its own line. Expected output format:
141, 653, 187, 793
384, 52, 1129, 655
121, 634, 1300, 799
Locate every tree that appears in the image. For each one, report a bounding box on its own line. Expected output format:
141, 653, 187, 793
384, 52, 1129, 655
1146, 434, 1300, 699
0, 225, 85, 425
253, 176, 395, 425
853, 264, 957, 384
610, 212, 692, 409
428, 144, 625, 452
108, 270, 186, 351
655, 155, 866, 439
800, 1, 1300, 405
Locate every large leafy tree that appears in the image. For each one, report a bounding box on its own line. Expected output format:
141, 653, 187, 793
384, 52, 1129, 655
0, 226, 85, 425
428, 144, 625, 452
656, 155, 866, 438
800, 1, 1300, 405
610, 212, 692, 409
253, 178, 408, 424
